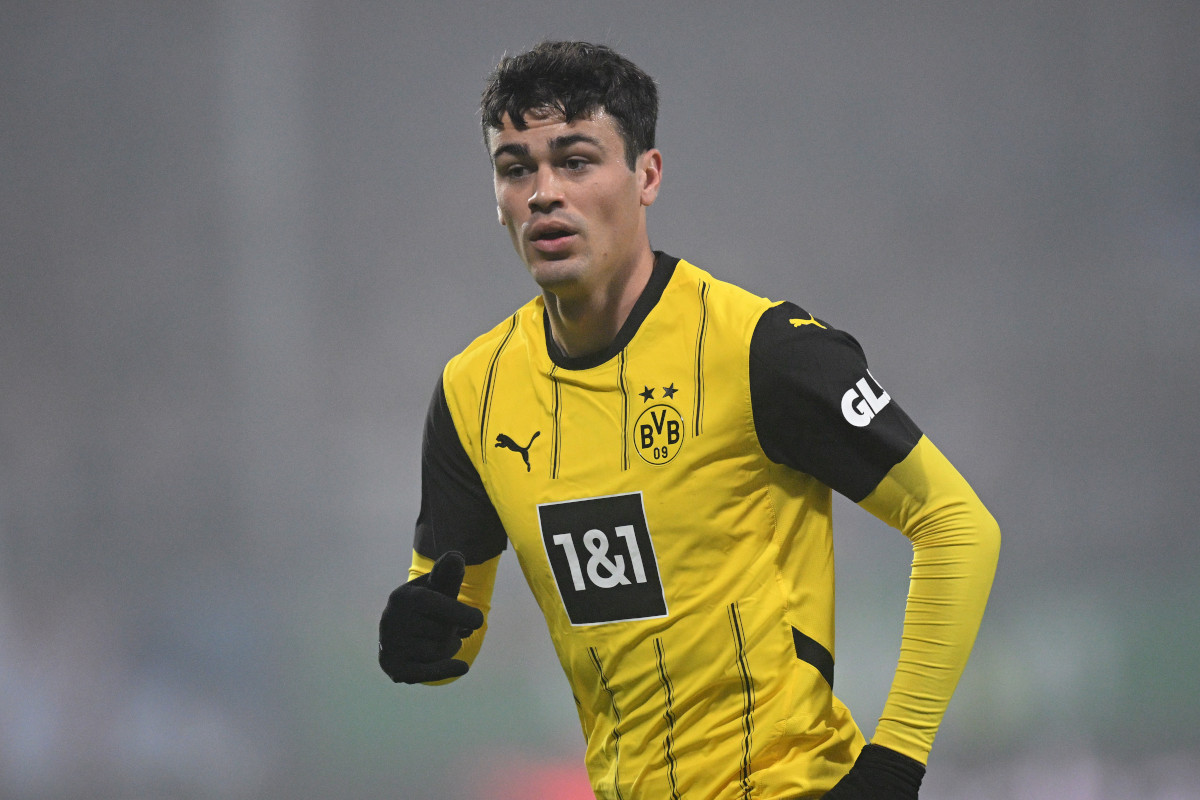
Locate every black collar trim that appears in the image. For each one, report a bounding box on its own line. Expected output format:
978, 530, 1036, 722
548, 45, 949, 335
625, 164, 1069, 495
543, 251, 679, 370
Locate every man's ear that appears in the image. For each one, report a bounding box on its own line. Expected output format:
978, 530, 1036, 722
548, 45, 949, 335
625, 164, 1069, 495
638, 149, 663, 207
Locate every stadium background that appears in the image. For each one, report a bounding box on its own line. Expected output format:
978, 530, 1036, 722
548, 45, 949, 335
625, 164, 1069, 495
2, 2, 1197, 798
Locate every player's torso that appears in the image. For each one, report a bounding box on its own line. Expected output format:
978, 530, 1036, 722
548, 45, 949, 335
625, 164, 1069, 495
442, 260, 860, 798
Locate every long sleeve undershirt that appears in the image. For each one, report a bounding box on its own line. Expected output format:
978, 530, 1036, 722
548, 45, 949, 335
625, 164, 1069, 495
858, 436, 1001, 762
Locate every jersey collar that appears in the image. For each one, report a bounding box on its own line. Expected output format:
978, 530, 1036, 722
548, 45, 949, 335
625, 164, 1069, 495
543, 251, 679, 371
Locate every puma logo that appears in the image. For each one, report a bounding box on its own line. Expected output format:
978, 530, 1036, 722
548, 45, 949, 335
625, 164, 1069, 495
789, 314, 826, 329
495, 431, 540, 472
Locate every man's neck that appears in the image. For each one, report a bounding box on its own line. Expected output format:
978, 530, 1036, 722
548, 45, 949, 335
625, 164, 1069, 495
543, 250, 655, 359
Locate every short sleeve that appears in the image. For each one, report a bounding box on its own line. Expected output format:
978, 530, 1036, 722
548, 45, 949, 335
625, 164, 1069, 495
749, 302, 922, 502
414, 377, 509, 564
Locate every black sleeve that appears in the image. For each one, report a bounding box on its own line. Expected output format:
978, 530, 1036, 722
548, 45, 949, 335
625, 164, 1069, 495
749, 302, 922, 502
413, 377, 509, 564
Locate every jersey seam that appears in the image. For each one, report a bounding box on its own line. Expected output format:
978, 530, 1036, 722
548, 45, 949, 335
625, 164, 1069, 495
744, 305, 789, 617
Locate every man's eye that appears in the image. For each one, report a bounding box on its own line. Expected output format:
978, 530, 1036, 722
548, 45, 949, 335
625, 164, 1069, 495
564, 157, 589, 171
501, 164, 530, 178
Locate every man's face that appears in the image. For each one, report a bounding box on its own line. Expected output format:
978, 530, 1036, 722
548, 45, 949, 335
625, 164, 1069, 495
488, 109, 661, 301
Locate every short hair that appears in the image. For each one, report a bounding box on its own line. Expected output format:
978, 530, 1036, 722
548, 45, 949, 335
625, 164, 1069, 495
481, 41, 658, 168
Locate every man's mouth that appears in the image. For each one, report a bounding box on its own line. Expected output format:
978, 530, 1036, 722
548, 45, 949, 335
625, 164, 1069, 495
530, 226, 574, 242
528, 224, 578, 253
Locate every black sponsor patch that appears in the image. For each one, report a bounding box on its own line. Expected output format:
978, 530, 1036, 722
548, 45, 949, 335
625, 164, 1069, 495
538, 492, 668, 626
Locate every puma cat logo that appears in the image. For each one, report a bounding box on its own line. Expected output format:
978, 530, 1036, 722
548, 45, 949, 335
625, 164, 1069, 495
495, 431, 540, 472
789, 314, 826, 329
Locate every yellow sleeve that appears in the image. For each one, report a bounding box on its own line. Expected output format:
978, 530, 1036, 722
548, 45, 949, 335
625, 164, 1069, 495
408, 551, 502, 685
855, 435, 1001, 763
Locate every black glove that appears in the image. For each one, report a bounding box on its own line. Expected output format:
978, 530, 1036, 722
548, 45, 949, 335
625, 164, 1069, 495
378, 551, 485, 684
820, 744, 925, 799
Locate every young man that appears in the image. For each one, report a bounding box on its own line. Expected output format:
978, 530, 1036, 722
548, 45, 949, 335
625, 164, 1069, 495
379, 41, 1000, 799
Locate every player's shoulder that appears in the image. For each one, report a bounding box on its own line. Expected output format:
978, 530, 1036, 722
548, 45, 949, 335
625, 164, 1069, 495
751, 300, 865, 359
443, 295, 542, 388
672, 257, 766, 304
661, 256, 865, 359
669, 257, 778, 335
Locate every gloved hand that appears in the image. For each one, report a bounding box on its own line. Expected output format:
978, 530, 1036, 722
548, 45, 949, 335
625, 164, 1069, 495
820, 743, 925, 799
378, 551, 484, 684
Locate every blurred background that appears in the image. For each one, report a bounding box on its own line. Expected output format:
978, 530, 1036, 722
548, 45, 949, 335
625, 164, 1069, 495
2, 2, 1198, 798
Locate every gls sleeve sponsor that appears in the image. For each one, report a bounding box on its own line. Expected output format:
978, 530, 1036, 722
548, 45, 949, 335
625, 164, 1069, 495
538, 492, 668, 626
749, 301, 922, 502
841, 370, 891, 428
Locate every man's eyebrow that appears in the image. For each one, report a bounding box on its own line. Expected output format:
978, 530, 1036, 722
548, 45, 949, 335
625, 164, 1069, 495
491, 142, 530, 162
548, 133, 604, 152
491, 134, 606, 163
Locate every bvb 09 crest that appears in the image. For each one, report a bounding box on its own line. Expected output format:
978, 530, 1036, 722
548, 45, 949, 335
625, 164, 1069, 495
633, 403, 685, 465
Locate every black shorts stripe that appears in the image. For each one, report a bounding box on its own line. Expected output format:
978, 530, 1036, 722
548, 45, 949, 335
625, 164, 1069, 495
727, 602, 755, 798
478, 314, 518, 464
653, 638, 681, 800
588, 647, 624, 800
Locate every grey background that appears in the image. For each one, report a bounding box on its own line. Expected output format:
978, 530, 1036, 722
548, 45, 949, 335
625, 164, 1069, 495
3, 2, 1198, 799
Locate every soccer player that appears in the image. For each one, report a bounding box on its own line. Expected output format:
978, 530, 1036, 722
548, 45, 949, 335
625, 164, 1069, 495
378, 41, 1000, 799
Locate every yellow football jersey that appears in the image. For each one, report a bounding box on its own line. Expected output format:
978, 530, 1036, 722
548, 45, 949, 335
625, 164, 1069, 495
410, 253, 950, 799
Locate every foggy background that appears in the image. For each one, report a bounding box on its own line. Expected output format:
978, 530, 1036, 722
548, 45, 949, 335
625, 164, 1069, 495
2, 2, 1198, 798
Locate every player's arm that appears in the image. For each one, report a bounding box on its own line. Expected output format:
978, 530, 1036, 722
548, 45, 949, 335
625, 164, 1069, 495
856, 435, 1000, 762
378, 377, 508, 685
398, 551, 501, 683
819, 439, 999, 799
750, 302, 999, 795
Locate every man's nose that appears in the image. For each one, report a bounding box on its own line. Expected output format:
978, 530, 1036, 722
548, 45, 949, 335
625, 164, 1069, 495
528, 169, 564, 212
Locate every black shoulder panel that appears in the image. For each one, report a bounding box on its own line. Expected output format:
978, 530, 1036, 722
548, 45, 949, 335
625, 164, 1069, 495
749, 302, 922, 502
414, 378, 509, 564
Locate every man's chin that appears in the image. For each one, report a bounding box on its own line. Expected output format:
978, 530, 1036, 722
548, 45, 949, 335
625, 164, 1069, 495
527, 257, 585, 292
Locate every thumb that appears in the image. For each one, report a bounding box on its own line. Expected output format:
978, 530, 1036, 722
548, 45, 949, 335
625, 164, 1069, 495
427, 550, 467, 599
